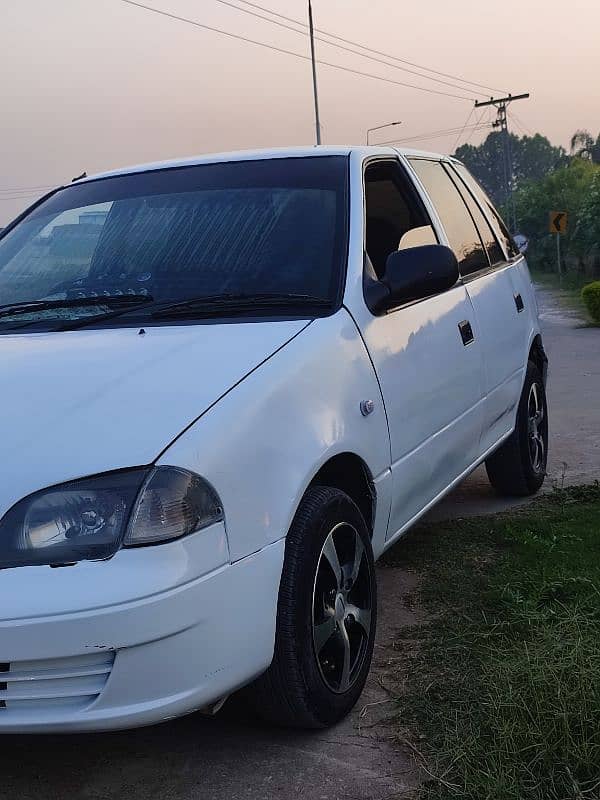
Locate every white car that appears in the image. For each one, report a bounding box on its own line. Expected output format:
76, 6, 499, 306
0, 147, 548, 733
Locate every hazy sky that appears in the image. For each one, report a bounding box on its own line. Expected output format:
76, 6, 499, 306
2, 0, 599, 223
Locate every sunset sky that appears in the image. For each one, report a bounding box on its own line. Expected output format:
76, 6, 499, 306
2, 0, 599, 223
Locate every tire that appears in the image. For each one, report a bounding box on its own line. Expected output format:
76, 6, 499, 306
248, 486, 377, 728
485, 360, 549, 496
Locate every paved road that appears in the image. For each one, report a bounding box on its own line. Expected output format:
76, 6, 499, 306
2, 288, 598, 800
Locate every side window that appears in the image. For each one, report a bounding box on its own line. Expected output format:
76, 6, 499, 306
364, 160, 436, 279
409, 158, 489, 276
443, 165, 505, 267
451, 163, 520, 260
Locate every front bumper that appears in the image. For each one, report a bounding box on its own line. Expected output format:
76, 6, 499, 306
0, 529, 284, 733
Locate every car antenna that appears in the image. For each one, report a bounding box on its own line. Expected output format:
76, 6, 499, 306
72, 171, 87, 182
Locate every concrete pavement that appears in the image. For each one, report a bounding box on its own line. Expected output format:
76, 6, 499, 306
1, 287, 598, 800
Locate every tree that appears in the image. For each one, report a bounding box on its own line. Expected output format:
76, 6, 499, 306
573, 169, 600, 272
454, 132, 506, 205
512, 159, 599, 274
454, 132, 566, 207
570, 130, 600, 163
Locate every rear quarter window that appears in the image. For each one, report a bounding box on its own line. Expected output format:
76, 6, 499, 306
450, 162, 520, 260
443, 166, 505, 267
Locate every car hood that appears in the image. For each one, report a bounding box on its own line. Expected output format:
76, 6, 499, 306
0, 320, 310, 517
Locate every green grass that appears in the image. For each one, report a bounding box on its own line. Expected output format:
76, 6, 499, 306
382, 485, 600, 800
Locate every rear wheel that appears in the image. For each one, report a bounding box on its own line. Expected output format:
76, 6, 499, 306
485, 361, 548, 496
248, 486, 376, 728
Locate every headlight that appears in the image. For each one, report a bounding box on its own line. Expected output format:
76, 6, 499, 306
0, 467, 223, 569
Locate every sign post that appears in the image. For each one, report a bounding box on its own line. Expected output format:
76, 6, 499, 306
549, 211, 568, 286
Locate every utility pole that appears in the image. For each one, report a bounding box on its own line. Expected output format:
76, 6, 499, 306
308, 0, 321, 145
474, 93, 529, 233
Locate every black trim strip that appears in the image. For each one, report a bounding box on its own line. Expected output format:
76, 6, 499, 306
459, 256, 524, 284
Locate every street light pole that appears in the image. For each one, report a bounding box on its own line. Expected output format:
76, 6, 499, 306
366, 121, 402, 145
308, 0, 321, 145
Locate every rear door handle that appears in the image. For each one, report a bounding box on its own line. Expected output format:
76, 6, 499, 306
514, 293, 524, 312
458, 320, 474, 346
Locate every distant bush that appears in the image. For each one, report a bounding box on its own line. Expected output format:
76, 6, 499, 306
582, 281, 600, 322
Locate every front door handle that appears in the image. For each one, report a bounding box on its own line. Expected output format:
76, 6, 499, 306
458, 320, 475, 346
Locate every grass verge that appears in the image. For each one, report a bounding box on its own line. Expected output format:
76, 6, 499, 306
382, 484, 600, 800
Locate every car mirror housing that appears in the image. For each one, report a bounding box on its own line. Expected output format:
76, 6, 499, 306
369, 244, 459, 313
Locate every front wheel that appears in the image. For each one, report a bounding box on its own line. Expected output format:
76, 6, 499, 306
485, 360, 549, 496
248, 486, 377, 728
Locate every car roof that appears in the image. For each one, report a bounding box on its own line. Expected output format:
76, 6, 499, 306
78, 145, 451, 183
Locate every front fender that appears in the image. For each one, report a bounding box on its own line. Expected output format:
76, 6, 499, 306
158, 309, 391, 562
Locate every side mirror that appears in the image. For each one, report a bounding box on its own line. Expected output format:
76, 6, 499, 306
513, 234, 529, 255
372, 244, 459, 313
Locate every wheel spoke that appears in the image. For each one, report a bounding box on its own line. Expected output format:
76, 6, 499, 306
345, 603, 371, 638
346, 536, 364, 588
531, 383, 540, 416
531, 436, 539, 464
339, 622, 352, 692
535, 435, 545, 465
530, 434, 544, 470
313, 614, 337, 655
529, 383, 544, 425
529, 440, 536, 464
321, 534, 342, 589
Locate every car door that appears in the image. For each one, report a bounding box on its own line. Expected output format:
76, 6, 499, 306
443, 161, 529, 453
354, 157, 484, 542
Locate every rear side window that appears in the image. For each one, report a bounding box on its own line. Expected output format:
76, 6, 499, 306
451, 163, 520, 260
409, 159, 488, 276
444, 166, 505, 267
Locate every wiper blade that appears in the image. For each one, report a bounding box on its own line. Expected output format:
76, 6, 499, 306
150, 293, 330, 319
0, 294, 154, 321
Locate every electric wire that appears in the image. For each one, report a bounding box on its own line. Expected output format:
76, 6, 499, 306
452, 106, 476, 151
118, 0, 475, 101
0, 185, 55, 195
510, 111, 534, 136
232, 0, 507, 94
208, 0, 491, 96
375, 121, 492, 147
462, 108, 490, 147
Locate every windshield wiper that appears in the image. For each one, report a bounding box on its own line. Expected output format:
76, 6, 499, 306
150, 293, 331, 319
0, 294, 154, 321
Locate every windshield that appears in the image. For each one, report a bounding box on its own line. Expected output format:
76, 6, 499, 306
0, 156, 348, 331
